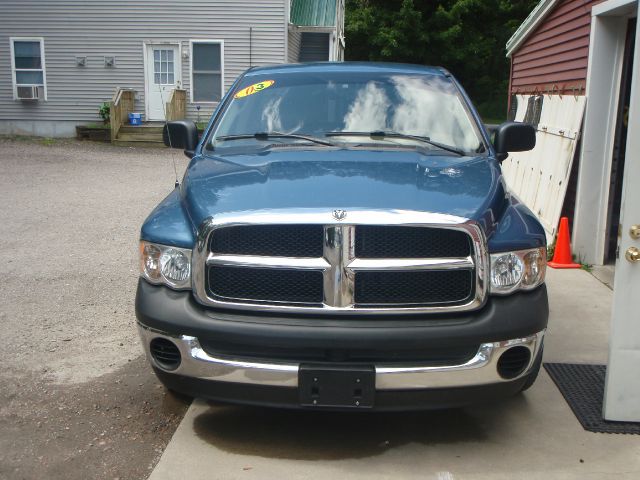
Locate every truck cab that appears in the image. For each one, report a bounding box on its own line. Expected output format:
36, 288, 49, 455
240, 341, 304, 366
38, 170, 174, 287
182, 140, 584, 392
136, 62, 547, 410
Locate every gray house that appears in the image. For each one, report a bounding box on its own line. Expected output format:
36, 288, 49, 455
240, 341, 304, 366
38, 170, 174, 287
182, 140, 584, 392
0, 0, 345, 138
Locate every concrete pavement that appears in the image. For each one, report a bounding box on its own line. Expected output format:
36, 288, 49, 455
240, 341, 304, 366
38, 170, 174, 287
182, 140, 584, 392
150, 269, 640, 479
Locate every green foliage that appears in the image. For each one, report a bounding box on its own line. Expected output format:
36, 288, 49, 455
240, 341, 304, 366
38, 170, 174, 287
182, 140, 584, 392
546, 242, 555, 262
99, 102, 111, 122
345, 0, 538, 118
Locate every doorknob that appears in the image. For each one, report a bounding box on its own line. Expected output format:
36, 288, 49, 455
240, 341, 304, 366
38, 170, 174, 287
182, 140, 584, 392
631, 225, 640, 240
626, 247, 640, 263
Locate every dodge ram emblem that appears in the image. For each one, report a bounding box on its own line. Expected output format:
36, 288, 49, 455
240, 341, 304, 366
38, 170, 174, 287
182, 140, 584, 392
332, 209, 347, 221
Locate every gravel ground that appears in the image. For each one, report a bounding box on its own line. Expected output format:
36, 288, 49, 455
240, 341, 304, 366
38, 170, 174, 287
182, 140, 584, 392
0, 137, 191, 479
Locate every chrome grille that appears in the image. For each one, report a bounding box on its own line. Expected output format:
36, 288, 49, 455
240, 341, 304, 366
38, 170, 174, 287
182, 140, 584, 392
193, 210, 488, 314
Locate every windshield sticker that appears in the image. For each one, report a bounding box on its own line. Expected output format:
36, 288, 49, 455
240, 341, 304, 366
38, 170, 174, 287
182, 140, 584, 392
234, 80, 275, 99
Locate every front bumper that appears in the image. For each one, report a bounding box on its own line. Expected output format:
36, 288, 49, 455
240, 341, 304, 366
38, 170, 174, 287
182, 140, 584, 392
138, 322, 544, 390
135, 279, 548, 410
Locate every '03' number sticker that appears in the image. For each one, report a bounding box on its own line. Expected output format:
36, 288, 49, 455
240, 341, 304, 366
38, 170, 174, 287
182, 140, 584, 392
234, 80, 275, 99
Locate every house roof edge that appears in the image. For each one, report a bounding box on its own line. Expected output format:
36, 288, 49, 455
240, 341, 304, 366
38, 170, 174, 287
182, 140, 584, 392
506, 0, 560, 57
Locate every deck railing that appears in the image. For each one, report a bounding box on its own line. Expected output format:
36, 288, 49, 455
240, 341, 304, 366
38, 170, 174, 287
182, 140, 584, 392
166, 88, 187, 121
110, 88, 136, 142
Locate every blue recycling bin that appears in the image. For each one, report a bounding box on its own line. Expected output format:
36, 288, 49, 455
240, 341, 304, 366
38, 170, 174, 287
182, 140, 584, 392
128, 112, 142, 125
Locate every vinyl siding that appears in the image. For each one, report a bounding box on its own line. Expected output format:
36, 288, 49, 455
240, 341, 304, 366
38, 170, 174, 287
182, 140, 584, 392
510, 0, 603, 94
287, 27, 302, 62
0, 0, 287, 124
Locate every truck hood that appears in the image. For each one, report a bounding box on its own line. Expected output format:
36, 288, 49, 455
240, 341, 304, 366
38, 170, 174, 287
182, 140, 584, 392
182, 148, 506, 228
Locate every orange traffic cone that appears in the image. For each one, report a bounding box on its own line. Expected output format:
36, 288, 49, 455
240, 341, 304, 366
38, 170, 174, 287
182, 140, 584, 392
548, 217, 581, 269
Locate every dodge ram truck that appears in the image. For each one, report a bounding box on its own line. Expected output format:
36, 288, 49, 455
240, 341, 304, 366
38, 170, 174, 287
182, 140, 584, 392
136, 62, 547, 410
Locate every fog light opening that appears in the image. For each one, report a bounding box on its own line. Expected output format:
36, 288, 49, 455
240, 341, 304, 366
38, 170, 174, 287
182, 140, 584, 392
497, 346, 531, 379
149, 337, 182, 371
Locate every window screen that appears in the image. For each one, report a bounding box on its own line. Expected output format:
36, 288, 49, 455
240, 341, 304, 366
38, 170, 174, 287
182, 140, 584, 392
192, 42, 222, 102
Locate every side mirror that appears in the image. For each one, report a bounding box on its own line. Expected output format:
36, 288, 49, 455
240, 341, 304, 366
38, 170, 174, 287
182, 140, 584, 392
163, 120, 199, 158
493, 122, 536, 162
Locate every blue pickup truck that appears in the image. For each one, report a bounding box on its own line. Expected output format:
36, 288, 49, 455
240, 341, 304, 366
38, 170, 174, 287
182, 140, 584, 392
135, 62, 547, 410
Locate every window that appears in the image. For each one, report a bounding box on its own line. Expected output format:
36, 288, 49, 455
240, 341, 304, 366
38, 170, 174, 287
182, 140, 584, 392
211, 72, 485, 154
154, 49, 175, 85
508, 95, 518, 122
10, 37, 46, 100
190, 40, 223, 103
523, 95, 543, 128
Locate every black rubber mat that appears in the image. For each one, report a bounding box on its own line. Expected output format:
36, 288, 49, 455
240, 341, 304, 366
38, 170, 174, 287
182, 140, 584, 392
544, 363, 640, 434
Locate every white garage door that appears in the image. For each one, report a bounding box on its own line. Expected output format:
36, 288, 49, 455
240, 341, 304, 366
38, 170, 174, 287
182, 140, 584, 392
501, 94, 586, 243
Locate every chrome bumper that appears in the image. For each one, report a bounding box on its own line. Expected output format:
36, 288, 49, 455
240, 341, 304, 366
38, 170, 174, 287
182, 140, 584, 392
137, 323, 545, 390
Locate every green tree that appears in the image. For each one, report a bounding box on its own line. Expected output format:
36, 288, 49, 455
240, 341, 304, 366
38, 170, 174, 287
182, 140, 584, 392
345, 0, 538, 120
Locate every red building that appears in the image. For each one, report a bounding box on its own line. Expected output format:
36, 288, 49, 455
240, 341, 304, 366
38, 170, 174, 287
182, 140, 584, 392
504, 0, 635, 268
507, 0, 603, 98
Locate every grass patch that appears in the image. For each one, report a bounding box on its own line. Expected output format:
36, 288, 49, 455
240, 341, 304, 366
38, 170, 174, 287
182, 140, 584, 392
0, 134, 72, 145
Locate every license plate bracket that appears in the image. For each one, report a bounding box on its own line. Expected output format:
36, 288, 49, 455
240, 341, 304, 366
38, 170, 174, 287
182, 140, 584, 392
299, 364, 375, 408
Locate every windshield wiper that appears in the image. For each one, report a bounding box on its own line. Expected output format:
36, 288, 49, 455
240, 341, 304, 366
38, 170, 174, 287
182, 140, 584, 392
325, 130, 465, 156
216, 132, 337, 147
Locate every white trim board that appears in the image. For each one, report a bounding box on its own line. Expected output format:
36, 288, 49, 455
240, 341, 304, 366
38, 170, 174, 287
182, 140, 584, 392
572, 0, 637, 265
506, 0, 559, 57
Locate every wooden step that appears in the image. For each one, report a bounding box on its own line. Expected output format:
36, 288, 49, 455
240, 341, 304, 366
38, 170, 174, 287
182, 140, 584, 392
119, 125, 164, 134
112, 139, 167, 148
117, 132, 163, 142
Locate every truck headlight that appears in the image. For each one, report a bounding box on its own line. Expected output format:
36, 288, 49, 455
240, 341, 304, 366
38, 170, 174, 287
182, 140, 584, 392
490, 247, 546, 295
140, 241, 191, 290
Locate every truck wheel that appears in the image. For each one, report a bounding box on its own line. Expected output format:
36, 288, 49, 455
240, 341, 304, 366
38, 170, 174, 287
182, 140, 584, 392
518, 346, 543, 393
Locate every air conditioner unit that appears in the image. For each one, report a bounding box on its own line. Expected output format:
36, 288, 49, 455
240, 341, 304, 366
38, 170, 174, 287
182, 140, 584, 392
16, 85, 42, 101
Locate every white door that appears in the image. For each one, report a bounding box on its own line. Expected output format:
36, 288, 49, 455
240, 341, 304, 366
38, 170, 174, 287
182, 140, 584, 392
603, 17, 640, 422
146, 45, 180, 121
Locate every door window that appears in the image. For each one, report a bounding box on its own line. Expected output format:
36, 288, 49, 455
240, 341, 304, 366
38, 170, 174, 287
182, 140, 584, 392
154, 49, 175, 85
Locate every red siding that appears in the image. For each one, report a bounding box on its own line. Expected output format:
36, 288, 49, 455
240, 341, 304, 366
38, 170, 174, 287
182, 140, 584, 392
510, 0, 604, 95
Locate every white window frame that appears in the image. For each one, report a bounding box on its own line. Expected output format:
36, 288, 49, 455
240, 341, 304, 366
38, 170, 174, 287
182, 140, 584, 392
10, 37, 47, 101
189, 39, 224, 104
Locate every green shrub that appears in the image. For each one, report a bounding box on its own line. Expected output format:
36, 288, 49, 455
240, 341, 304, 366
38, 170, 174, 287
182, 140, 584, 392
99, 102, 111, 123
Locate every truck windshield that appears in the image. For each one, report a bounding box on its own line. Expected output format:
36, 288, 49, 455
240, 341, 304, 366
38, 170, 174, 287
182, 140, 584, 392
208, 71, 484, 154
